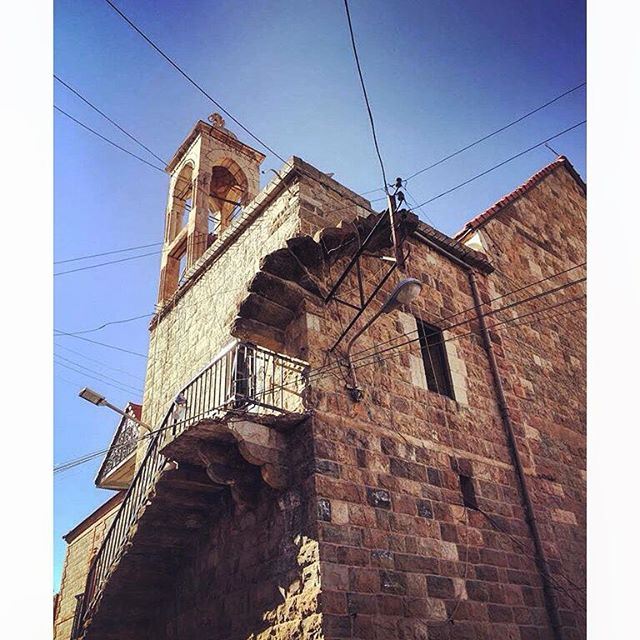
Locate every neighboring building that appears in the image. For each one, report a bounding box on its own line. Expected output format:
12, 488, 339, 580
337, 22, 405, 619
55, 114, 586, 640
54, 492, 124, 640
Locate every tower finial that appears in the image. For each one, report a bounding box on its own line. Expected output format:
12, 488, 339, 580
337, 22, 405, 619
208, 112, 225, 128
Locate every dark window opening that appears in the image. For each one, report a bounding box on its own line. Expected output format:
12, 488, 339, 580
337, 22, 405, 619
178, 251, 187, 285
415, 319, 455, 400
459, 474, 478, 510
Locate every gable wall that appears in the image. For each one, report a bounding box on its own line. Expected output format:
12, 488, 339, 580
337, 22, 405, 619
54, 497, 123, 640
471, 166, 587, 637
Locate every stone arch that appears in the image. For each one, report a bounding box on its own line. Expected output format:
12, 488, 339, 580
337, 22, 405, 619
207, 158, 250, 234
167, 162, 195, 242
231, 209, 420, 352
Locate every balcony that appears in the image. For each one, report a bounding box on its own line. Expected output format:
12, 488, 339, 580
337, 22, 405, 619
94, 402, 141, 490
78, 341, 308, 639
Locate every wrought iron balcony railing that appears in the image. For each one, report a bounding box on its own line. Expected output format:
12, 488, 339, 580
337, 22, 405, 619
80, 341, 308, 628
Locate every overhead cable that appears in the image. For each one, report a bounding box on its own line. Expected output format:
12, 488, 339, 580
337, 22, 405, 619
54, 105, 166, 173
405, 82, 586, 182
55, 241, 163, 265
54, 250, 160, 276
54, 74, 168, 165
414, 120, 586, 207
342, 0, 390, 192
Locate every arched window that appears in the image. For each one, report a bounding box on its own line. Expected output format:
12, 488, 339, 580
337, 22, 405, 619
206, 159, 248, 235
167, 163, 194, 242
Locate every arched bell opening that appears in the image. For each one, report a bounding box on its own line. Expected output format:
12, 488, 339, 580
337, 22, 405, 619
167, 163, 194, 243
206, 159, 249, 236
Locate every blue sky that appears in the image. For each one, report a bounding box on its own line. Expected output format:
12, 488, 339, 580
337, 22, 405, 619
53, 0, 585, 589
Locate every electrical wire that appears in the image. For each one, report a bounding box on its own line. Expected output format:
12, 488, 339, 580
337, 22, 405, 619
100, 0, 388, 225
54, 360, 142, 396
54, 250, 160, 276
54, 354, 143, 396
54, 74, 168, 165
55, 241, 163, 265
54, 354, 144, 394
403, 185, 438, 228
54, 329, 147, 358
54, 343, 146, 382
102, 0, 286, 166
342, 0, 389, 192
54, 105, 166, 173
53, 259, 584, 387
414, 120, 586, 208
53, 291, 585, 475
405, 82, 586, 182
59, 313, 153, 336
300, 273, 586, 385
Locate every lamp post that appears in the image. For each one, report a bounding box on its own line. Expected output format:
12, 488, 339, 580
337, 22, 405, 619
78, 387, 153, 434
345, 277, 423, 401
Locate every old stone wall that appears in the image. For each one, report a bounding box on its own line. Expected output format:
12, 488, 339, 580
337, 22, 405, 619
143, 178, 303, 429
125, 166, 375, 640
54, 495, 123, 640
142, 161, 372, 434
112, 158, 584, 640
473, 166, 587, 638
145, 420, 322, 640
295, 165, 585, 639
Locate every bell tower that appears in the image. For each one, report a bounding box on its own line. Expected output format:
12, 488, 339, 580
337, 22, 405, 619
157, 113, 266, 305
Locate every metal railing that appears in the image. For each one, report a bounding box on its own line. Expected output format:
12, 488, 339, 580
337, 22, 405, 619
80, 341, 308, 628
70, 593, 85, 639
97, 415, 138, 481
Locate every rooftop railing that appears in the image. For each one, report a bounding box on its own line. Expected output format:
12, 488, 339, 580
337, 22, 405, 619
80, 341, 308, 628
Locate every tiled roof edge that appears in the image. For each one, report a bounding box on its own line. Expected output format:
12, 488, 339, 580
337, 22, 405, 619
454, 156, 586, 240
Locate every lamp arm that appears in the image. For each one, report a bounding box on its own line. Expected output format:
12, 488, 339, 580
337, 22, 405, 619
345, 305, 387, 361
344, 304, 388, 400
101, 399, 153, 434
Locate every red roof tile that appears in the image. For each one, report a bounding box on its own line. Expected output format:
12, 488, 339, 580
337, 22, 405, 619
455, 156, 586, 239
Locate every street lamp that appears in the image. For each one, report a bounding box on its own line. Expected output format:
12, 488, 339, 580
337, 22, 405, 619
345, 277, 423, 401
78, 387, 153, 433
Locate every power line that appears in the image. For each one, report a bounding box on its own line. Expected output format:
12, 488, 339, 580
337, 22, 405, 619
54, 343, 146, 382
54, 360, 142, 396
100, 0, 384, 224
102, 0, 287, 166
342, 0, 389, 192
304, 263, 586, 383
329, 261, 586, 367
54, 74, 168, 165
53, 292, 585, 475
414, 120, 586, 207
59, 314, 153, 336
54, 250, 160, 276
405, 82, 586, 182
54, 105, 166, 173
54, 354, 144, 394
53, 259, 584, 380
54, 329, 147, 358
55, 241, 162, 265
303, 276, 586, 385
403, 186, 438, 228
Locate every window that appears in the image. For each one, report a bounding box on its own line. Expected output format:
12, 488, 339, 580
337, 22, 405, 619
459, 474, 478, 510
415, 319, 455, 400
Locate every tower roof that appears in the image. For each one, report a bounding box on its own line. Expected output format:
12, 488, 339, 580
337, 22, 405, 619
165, 113, 266, 173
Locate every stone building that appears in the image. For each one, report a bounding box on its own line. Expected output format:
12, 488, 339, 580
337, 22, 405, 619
54, 114, 586, 640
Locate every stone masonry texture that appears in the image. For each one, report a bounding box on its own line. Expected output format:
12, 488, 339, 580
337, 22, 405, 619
60, 131, 585, 640
54, 495, 123, 640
